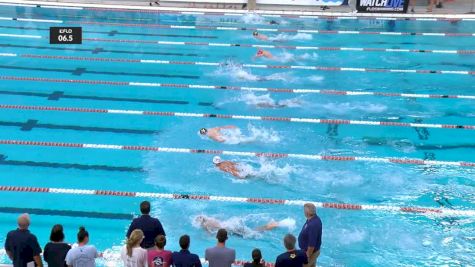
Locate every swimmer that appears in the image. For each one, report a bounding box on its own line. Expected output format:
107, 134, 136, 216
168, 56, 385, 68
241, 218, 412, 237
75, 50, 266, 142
253, 48, 273, 60
200, 126, 237, 143
269, 20, 280, 25
194, 215, 281, 237
253, 31, 269, 41
213, 156, 249, 179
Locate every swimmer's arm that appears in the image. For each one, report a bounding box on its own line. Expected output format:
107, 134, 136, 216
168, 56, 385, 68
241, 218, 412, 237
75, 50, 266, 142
256, 221, 279, 231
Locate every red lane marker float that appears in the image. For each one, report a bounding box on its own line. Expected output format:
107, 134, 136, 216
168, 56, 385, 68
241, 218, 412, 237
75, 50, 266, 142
0, 185, 473, 217
16, 53, 475, 76
1, 75, 475, 100
1, 104, 475, 131
0, 139, 474, 168
74, 21, 475, 37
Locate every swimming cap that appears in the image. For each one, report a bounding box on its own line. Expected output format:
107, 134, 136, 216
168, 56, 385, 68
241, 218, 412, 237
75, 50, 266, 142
257, 49, 263, 55
253, 31, 258, 36
213, 156, 222, 164
200, 128, 207, 135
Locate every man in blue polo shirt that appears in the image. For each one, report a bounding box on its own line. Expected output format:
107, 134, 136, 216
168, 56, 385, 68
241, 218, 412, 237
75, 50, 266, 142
275, 234, 308, 267
127, 201, 166, 249
298, 203, 322, 267
4, 214, 43, 267
172, 235, 202, 267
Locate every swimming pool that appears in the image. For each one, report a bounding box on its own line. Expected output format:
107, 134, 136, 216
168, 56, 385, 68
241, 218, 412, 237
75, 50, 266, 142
0, 1, 474, 266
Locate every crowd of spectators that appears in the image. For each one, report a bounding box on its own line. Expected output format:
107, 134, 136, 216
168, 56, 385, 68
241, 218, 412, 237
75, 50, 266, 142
3, 202, 322, 267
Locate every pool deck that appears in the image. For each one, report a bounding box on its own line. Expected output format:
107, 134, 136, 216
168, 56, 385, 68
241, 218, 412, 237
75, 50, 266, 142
2, 0, 475, 18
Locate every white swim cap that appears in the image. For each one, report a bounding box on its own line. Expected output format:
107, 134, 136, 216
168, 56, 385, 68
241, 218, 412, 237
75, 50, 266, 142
213, 156, 222, 164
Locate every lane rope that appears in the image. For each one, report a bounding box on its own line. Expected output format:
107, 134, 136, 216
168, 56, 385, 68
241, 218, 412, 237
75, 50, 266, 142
17, 53, 475, 76
1, 75, 474, 100
86, 38, 475, 55
75, 21, 475, 37
1, 104, 474, 131
0, 139, 475, 168
0, 185, 473, 217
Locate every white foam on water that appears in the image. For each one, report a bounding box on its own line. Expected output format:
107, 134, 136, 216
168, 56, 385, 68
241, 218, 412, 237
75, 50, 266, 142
213, 62, 295, 82
241, 13, 266, 24
269, 33, 313, 41
239, 93, 303, 108
238, 158, 298, 183
308, 75, 325, 83
337, 228, 366, 245
277, 217, 296, 231
321, 102, 388, 114
220, 125, 281, 145
299, 52, 319, 61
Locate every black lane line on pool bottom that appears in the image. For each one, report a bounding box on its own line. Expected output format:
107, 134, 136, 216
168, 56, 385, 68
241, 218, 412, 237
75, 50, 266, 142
0, 207, 133, 220
0, 119, 160, 135
0, 154, 144, 172
0, 65, 200, 79
0, 43, 206, 57
0, 89, 214, 106
0, 25, 218, 38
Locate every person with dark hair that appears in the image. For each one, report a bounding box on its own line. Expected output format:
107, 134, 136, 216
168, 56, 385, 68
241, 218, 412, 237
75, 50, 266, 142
205, 229, 235, 267
4, 213, 43, 267
148, 235, 173, 267
65, 227, 99, 267
243, 249, 264, 267
127, 201, 166, 249
171, 235, 201, 267
275, 234, 308, 267
44, 224, 71, 267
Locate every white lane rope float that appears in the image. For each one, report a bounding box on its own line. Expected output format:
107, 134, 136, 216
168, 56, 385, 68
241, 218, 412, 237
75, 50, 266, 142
1, 104, 475, 131
86, 38, 475, 55
74, 21, 475, 37
5, 53, 475, 76
0, 185, 474, 217
0, 139, 475, 168
1, 75, 475, 100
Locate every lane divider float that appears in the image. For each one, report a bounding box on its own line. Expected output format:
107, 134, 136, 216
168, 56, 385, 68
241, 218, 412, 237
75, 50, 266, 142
0, 139, 475, 168
1, 104, 474, 130
0, 185, 474, 217
11, 53, 475, 76
1, 75, 475, 100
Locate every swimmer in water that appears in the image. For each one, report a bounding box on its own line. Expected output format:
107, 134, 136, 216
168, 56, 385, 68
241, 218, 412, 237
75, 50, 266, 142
200, 126, 237, 143
253, 31, 269, 41
194, 215, 281, 238
253, 48, 273, 60
269, 20, 279, 25
213, 156, 249, 179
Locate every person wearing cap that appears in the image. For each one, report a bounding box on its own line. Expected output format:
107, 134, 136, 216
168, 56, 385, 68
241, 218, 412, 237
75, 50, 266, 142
199, 126, 237, 143
205, 229, 235, 267
5, 213, 43, 267
212, 156, 249, 179
253, 48, 273, 59
252, 31, 268, 41
298, 203, 322, 267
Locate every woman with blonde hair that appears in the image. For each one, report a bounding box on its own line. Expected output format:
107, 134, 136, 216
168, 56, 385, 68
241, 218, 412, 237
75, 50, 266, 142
121, 229, 148, 267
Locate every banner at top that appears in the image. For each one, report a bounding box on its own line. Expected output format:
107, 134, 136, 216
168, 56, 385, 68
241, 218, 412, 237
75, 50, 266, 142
356, 0, 409, 13
258, 0, 344, 6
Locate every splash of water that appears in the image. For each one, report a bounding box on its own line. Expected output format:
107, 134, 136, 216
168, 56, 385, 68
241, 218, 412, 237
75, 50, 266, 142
321, 102, 388, 114
239, 93, 303, 108
241, 13, 266, 24
269, 33, 313, 41
222, 125, 281, 145
213, 62, 296, 82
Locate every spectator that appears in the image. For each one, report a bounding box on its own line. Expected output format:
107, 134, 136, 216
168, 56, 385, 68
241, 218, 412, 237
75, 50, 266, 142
121, 229, 147, 267
4, 213, 43, 267
65, 226, 99, 267
298, 203, 322, 267
127, 201, 166, 249
148, 235, 173, 267
243, 248, 264, 267
205, 229, 235, 267
275, 234, 308, 267
171, 235, 202, 267
44, 224, 71, 267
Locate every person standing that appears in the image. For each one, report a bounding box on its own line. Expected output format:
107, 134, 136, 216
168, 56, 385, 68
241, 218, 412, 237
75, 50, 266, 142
243, 248, 264, 267
65, 227, 100, 267
127, 201, 166, 250
171, 235, 202, 267
148, 235, 173, 267
298, 203, 322, 267
275, 234, 307, 267
44, 224, 71, 267
4, 213, 43, 267
121, 229, 148, 267
205, 229, 235, 267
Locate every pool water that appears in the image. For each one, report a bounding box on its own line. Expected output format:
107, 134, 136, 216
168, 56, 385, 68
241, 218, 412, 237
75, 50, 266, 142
0, 3, 474, 266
